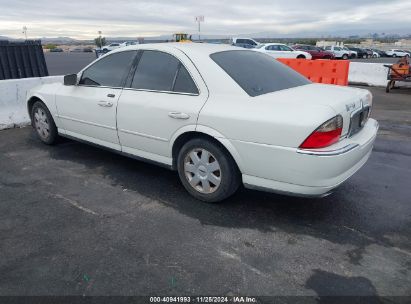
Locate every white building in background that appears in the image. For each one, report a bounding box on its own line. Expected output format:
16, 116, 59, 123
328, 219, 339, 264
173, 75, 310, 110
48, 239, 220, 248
394, 39, 411, 47
316, 40, 344, 48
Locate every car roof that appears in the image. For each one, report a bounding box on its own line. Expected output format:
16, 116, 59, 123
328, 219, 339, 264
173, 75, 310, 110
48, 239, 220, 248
110, 42, 242, 57
105, 42, 260, 95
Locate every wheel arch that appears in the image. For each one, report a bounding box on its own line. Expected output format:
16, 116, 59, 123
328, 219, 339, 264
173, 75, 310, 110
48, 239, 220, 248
170, 127, 244, 173
27, 95, 44, 120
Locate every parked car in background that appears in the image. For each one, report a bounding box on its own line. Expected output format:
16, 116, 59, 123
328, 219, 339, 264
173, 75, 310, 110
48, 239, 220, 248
371, 49, 387, 57
26, 43, 378, 202
231, 38, 260, 49
342, 47, 357, 58
70, 47, 84, 52
386, 49, 410, 57
366, 49, 380, 58
346, 47, 369, 59
102, 43, 122, 53
292, 45, 335, 59
323, 46, 350, 59
49, 48, 63, 52
254, 43, 312, 59
70, 47, 93, 53
121, 41, 138, 47
232, 43, 256, 49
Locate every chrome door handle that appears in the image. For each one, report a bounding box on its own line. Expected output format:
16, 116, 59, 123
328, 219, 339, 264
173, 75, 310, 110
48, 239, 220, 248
168, 112, 190, 120
98, 101, 113, 107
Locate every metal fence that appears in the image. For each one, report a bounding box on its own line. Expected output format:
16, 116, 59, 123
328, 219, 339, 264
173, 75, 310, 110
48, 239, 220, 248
0, 40, 48, 80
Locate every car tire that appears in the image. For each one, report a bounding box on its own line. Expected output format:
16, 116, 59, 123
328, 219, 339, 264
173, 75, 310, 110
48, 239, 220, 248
393, 54, 397, 58
177, 138, 241, 203
362, 54, 367, 59
342, 54, 348, 60
31, 101, 58, 145
296, 55, 306, 59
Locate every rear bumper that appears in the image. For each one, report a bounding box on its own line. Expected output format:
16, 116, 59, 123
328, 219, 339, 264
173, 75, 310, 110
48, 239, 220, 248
236, 119, 379, 197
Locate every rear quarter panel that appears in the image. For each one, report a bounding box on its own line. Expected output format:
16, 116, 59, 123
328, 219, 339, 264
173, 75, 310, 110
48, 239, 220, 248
197, 90, 336, 148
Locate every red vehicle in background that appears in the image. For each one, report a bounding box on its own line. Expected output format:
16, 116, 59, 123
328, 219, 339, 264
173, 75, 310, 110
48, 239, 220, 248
292, 45, 335, 59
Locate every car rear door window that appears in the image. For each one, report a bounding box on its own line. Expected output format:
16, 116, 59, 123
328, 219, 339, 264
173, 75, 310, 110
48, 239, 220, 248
131, 50, 179, 91
280, 45, 293, 51
79, 51, 136, 87
173, 65, 199, 94
210, 50, 310, 97
131, 50, 198, 94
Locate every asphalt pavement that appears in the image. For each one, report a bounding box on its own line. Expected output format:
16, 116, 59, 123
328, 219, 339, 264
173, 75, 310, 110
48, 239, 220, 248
0, 86, 410, 297
45, 52, 96, 76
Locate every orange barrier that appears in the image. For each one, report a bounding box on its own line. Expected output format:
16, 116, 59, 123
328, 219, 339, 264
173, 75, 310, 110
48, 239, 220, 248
277, 59, 350, 86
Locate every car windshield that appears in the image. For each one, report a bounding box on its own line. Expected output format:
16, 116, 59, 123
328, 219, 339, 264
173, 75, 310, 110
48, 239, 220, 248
210, 50, 310, 97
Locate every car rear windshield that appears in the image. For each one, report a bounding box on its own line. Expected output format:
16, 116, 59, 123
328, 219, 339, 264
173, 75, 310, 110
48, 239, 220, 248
210, 50, 310, 97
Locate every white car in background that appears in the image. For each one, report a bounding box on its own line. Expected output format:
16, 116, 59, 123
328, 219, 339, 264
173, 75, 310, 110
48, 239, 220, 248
342, 46, 357, 58
102, 43, 122, 52
371, 50, 380, 58
386, 49, 410, 58
254, 43, 312, 59
324, 46, 350, 59
26, 43, 378, 202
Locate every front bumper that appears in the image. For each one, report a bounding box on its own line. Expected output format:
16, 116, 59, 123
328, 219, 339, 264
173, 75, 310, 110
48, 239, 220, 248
236, 119, 379, 197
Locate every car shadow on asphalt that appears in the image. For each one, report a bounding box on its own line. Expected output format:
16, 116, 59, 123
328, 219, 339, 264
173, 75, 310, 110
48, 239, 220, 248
29, 129, 396, 255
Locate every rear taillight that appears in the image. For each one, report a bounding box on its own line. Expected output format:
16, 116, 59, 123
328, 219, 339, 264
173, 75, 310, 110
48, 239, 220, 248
299, 115, 343, 149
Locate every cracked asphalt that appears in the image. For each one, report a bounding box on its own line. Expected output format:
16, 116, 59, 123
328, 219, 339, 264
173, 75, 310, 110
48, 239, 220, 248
0, 86, 410, 297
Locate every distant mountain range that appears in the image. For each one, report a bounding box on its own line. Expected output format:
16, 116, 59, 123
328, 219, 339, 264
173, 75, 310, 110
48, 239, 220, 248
1, 30, 409, 44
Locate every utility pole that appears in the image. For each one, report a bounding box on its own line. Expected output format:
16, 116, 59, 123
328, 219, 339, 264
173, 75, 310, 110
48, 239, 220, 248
98, 31, 102, 50
195, 16, 204, 41
22, 26, 28, 40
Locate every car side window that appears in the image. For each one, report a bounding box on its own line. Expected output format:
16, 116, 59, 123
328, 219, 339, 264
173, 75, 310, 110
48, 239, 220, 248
173, 65, 199, 94
267, 45, 280, 51
245, 40, 256, 46
280, 45, 292, 51
131, 50, 198, 94
79, 51, 136, 87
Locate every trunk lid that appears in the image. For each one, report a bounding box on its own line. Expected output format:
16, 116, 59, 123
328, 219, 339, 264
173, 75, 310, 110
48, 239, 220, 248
254, 83, 372, 136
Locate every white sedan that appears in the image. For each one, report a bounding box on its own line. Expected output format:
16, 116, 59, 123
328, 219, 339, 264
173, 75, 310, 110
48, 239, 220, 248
27, 43, 378, 202
253, 43, 312, 59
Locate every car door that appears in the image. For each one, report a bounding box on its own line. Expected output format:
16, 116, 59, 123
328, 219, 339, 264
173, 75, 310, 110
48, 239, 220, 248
117, 49, 208, 165
55, 50, 137, 150
278, 45, 295, 58
264, 45, 283, 58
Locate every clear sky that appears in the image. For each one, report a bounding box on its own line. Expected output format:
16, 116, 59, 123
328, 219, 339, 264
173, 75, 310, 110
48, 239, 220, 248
0, 0, 410, 39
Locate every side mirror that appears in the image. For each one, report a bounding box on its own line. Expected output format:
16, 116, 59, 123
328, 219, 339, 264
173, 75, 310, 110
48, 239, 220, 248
64, 74, 77, 86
